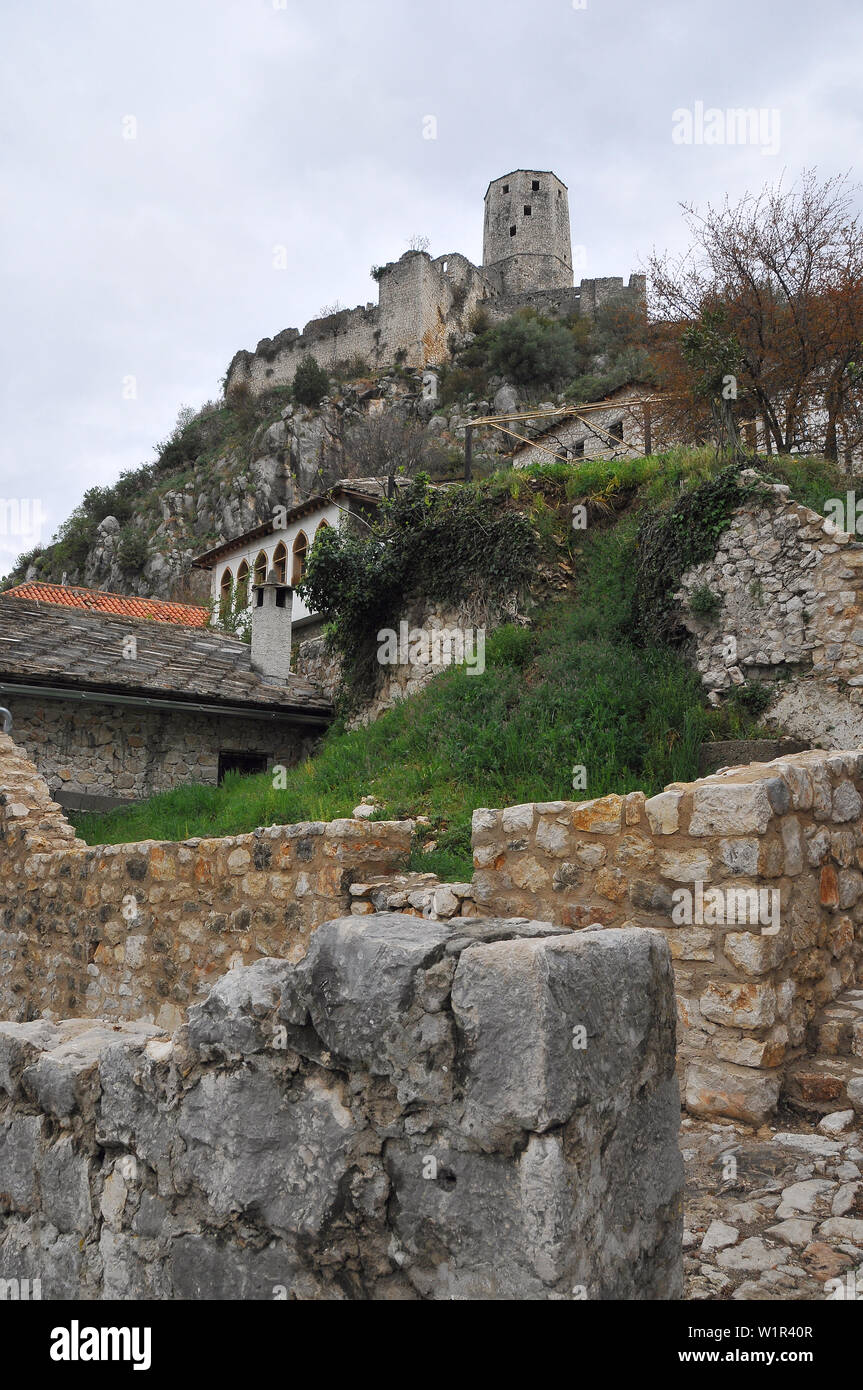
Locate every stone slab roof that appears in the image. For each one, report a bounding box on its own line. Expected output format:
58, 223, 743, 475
191, 478, 400, 570
3, 582, 209, 627
0, 597, 332, 721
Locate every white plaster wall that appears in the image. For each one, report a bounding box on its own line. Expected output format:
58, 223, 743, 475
209, 500, 342, 625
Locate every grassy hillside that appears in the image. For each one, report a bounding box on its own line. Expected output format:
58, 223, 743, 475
69, 447, 819, 873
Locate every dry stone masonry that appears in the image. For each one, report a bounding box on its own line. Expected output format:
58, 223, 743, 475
0, 915, 682, 1299
0, 733, 410, 1028
677, 473, 863, 748
470, 752, 863, 1126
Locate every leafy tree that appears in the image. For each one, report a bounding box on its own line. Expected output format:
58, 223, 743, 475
486, 310, 580, 387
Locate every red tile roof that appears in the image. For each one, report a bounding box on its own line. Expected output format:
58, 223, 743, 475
2, 582, 209, 628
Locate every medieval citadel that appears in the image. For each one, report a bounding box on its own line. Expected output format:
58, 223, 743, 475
225, 169, 645, 397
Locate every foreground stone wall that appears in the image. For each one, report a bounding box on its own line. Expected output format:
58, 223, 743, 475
0, 914, 682, 1300
5, 695, 318, 811
0, 734, 411, 1028
472, 752, 863, 1124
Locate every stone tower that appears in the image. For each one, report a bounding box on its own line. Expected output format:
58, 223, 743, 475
482, 170, 573, 295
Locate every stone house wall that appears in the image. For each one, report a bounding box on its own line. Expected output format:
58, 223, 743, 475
5, 695, 318, 810
470, 751, 863, 1124
677, 473, 863, 747
295, 594, 522, 724
0, 914, 682, 1300
0, 733, 411, 1029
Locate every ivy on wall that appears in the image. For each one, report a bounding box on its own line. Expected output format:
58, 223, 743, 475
297, 476, 538, 709
633, 465, 770, 646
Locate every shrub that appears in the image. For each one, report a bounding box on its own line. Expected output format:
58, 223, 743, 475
688, 584, 722, 621
486, 310, 579, 388
730, 681, 772, 717
292, 355, 330, 407
117, 527, 149, 575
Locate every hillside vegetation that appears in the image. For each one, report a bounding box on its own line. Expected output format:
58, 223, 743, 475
69, 447, 842, 871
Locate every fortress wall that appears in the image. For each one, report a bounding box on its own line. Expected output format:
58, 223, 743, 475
225, 252, 492, 398
0, 914, 682, 1299
471, 752, 863, 1124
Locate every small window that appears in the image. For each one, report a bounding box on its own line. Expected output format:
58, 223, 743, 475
524, 205, 532, 216
253, 550, 267, 586
292, 531, 308, 585
532, 179, 540, 191
502, 184, 509, 193
236, 560, 249, 606
218, 751, 268, 784
573, 440, 585, 458
272, 541, 288, 585
315, 519, 331, 540
609, 421, 623, 441
510, 225, 516, 237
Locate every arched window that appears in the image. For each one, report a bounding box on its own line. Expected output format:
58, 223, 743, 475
292, 531, 308, 585
236, 560, 250, 607
253, 550, 268, 587
315, 519, 330, 540
219, 567, 233, 619
272, 541, 288, 585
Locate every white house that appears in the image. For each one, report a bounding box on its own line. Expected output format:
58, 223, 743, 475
191, 479, 390, 636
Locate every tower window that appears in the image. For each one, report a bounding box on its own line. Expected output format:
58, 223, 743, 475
510, 225, 516, 237
502, 184, 509, 193
532, 179, 540, 191
524, 205, 532, 216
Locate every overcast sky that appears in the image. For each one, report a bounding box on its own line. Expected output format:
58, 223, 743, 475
2, 0, 861, 578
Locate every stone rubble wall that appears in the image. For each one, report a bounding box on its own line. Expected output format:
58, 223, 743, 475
347, 872, 478, 920
470, 752, 863, 1125
0, 913, 683, 1300
677, 475, 863, 747
295, 595, 522, 726
0, 734, 411, 1029
5, 695, 317, 810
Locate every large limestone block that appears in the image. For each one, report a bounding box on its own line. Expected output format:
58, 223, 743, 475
451, 927, 676, 1145
177, 1067, 356, 1237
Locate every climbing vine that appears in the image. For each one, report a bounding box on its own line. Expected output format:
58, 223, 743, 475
297, 476, 538, 709
633, 465, 770, 646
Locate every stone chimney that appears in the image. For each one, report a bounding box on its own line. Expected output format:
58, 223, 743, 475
250, 570, 293, 681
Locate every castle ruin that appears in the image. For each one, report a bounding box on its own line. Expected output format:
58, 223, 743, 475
225, 169, 645, 397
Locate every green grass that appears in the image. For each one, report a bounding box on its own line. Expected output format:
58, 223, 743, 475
71, 458, 777, 873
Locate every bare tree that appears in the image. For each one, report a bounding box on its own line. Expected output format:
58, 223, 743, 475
647, 170, 863, 461
342, 411, 445, 480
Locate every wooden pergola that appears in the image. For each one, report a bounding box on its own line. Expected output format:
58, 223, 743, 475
461, 394, 669, 479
